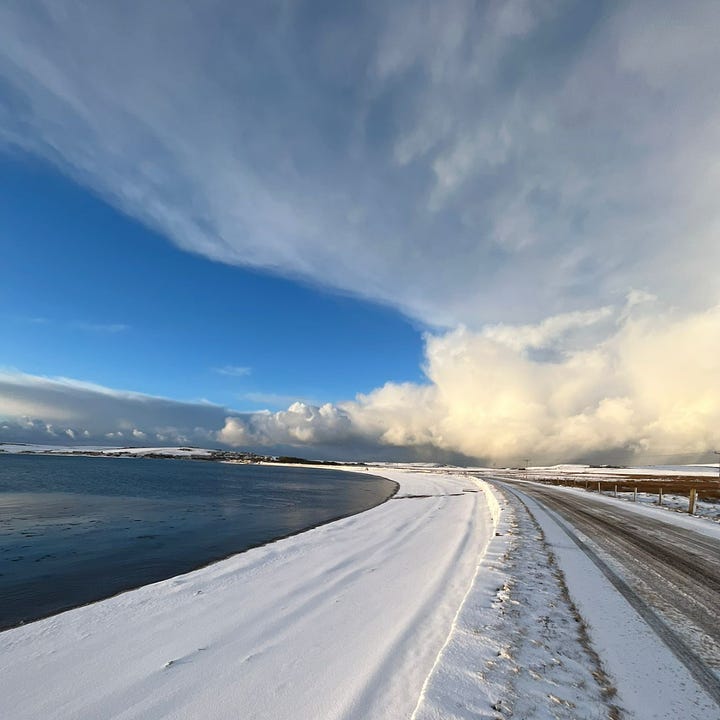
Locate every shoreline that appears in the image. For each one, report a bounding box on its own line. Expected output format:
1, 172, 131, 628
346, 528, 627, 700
1, 468, 495, 719
0, 458, 399, 631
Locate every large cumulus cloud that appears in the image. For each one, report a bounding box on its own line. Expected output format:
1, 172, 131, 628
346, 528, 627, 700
3, 299, 720, 463
222, 298, 720, 464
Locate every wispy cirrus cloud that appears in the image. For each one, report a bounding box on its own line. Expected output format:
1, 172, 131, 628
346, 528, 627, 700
73, 322, 130, 334
1, 1, 718, 329
213, 365, 252, 377
9, 316, 128, 332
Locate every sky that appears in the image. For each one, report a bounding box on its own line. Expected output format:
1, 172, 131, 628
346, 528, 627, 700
1, 0, 719, 465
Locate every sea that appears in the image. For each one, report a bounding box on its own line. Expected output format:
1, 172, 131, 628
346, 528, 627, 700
0, 454, 396, 630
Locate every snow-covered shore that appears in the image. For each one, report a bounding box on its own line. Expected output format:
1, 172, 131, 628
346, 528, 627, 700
0, 468, 498, 719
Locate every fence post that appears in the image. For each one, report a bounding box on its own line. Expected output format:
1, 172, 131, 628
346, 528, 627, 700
597, 481, 602, 494
633, 487, 637, 502
688, 488, 696, 515
614, 484, 618, 498
658, 487, 663, 506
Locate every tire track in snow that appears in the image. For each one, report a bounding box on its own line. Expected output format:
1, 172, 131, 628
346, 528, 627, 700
501, 483, 720, 710
206, 492, 456, 659
340, 486, 484, 719
413, 481, 620, 720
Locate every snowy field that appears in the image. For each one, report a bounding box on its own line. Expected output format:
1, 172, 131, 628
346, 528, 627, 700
567, 485, 720, 524
530, 463, 720, 478
480, 464, 720, 525
0, 443, 214, 457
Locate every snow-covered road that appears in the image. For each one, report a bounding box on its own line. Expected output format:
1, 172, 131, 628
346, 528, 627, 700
498, 479, 720, 719
0, 470, 495, 720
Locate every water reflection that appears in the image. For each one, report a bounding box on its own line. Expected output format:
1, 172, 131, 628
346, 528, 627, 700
0, 455, 395, 629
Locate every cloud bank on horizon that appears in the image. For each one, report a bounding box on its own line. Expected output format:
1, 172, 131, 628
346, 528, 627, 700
4, 298, 720, 464
2, 1, 720, 463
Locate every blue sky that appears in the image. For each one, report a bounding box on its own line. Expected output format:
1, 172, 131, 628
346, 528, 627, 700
1, 153, 425, 411
1, 1, 719, 464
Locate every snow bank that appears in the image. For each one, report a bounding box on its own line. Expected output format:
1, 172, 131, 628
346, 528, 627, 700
0, 469, 498, 720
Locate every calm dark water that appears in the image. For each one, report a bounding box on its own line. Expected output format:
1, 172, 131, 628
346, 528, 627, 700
0, 454, 396, 630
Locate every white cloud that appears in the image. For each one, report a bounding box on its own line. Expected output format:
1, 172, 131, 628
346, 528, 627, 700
218, 402, 353, 447
481, 306, 614, 353
213, 365, 252, 377
212, 302, 720, 464
1, 3, 720, 464
2, 301, 719, 463
74, 322, 129, 334
1, 2, 718, 328
240, 392, 317, 409
0, 371, 232, 447
0, 394, 76, 422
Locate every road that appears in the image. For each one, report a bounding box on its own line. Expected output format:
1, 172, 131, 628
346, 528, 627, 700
494, 478, 720, 704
